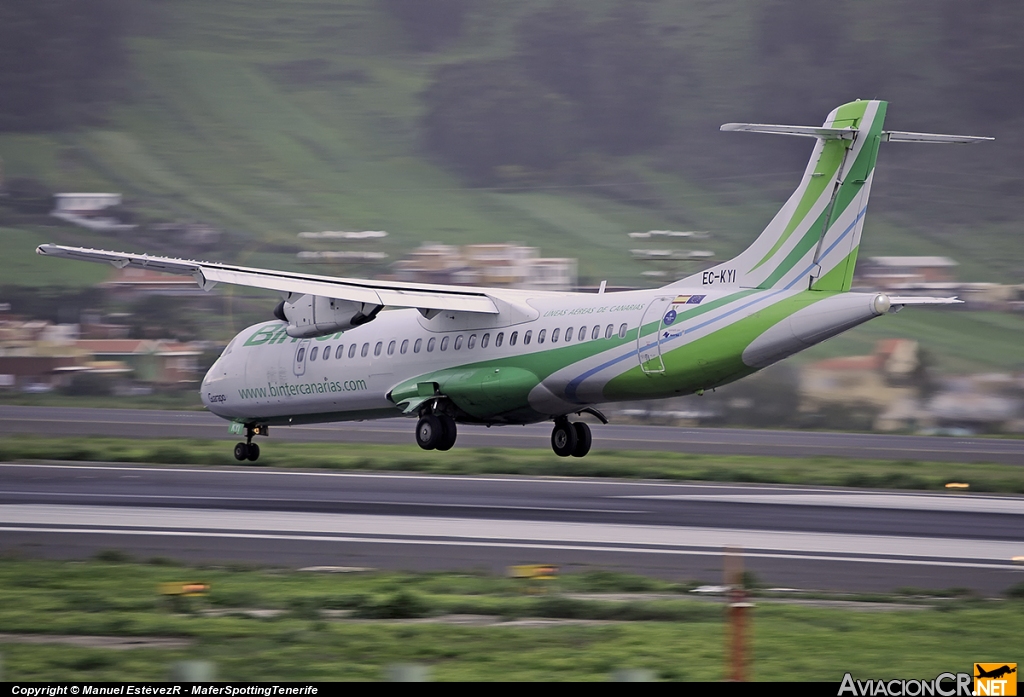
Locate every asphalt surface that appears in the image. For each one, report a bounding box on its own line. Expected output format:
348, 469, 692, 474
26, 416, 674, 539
1, 462, 1022, 593
3, 405, 1024, 464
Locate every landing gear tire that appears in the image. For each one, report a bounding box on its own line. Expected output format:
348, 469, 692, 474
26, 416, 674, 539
436, 414, 457, 452
571, 422, 592, 458
416, 414, 443, 450
551, 420, 578, 457
233, 442, 261, 462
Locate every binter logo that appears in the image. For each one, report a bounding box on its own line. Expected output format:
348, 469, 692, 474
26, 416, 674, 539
975, 664, 1017, 696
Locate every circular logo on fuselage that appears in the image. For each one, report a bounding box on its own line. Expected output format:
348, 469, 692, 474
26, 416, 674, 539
663, 309, 677, 326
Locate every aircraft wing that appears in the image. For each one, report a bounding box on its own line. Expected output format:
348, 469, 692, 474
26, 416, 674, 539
36, 244, 500, 314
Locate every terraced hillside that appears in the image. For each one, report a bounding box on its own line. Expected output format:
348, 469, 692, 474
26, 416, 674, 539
1, 1, 1020, 371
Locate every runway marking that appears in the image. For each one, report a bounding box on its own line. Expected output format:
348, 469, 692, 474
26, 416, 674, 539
0, 462, 834, 490
620, 492, 1024, 515
2, 505, 1020, 563
0, 491, 640, 515
0, 526, 1018, 571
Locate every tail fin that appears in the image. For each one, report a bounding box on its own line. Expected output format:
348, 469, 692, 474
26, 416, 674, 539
679, 99, 886, 292
672, 100, 990, 293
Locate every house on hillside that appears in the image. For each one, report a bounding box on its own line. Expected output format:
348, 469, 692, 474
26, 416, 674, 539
800, 339, 926, 430
856, 256, 958, 290
391, 243, 577, 291
0, 320, 85, 390
51, 193, 136, 232
101, 266, 207, 297
74, 339, 202, 386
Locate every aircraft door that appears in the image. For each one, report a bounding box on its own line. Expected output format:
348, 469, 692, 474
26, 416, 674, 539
637, 296, 674, 374
293, 339, 310, 377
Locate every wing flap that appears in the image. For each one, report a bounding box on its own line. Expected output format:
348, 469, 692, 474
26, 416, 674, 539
37, 244, 499, 314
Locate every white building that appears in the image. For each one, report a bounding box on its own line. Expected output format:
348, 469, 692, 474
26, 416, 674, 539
51, 193, 135, 232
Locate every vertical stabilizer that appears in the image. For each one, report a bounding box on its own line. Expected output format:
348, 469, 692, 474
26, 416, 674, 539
674, 100, 887, 293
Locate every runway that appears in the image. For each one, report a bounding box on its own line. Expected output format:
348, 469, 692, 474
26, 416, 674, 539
3, 405, 1024, 464
2, 462, 1021, 593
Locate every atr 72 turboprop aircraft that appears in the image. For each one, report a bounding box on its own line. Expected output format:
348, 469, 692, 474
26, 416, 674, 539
38, 100, 991, 462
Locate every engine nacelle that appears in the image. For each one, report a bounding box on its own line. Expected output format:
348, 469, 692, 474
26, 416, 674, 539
273, 295, 382, 339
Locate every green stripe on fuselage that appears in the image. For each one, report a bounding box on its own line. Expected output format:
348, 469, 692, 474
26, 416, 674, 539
603, 290, 835, 400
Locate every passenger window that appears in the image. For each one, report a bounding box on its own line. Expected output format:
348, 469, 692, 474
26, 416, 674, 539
551, 328, 560, 343
454, 335, 463, 350
481, 333, 490, 348
361, 343, 369, 358
538, 329, 546, 344
605, 324, 614, 339
374, 341, 383, 357
322, 346, 330, 360
309, 346, 318, 361
414, 338, 422, 353
510, 331, 518, 346
467, 334, 476, 349
495, 332, 504, 347
591, 326, 600, 340
524, 330, 532, 345
400, 339, 409, 355
565, 327, 573, 342
578, 327, 587, 342
440, 336, 449, 351
297, 347, 306, 362
427, 337, 436, 352
337, 345, 345, 359
618, 323, 627, 338
350, 344, 358, 359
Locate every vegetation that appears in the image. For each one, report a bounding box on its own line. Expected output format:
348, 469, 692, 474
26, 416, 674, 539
0, 0, 1021, 285
0, 0, 129, 131
0, 558, 1020, 681
2, 435, 1022, 493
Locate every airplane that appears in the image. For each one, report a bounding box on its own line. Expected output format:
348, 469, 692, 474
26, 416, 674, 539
37, 99, 991, 462
975, 665, 1016, 680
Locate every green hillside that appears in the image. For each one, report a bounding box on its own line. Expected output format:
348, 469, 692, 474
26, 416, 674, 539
0, 0, 1020, 376
3, 0, 1021, 285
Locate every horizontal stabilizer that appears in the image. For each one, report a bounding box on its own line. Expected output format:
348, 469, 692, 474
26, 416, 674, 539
720, 123, 857, 140
882, 131, 993, 144
720, 124, 993, 145
888, 296, 963, 306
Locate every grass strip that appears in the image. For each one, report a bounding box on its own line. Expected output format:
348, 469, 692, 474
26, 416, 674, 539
0, 559, 1021, 681
1, 435, 1023, 493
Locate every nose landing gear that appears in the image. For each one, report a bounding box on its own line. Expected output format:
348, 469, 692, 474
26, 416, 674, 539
551, 418, 591, 458
233, 423, 266, 462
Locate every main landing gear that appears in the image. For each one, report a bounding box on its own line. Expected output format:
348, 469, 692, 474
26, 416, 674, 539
233, 423, 266, 462
415, 413, 457, 451
551, 417, 591, 458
